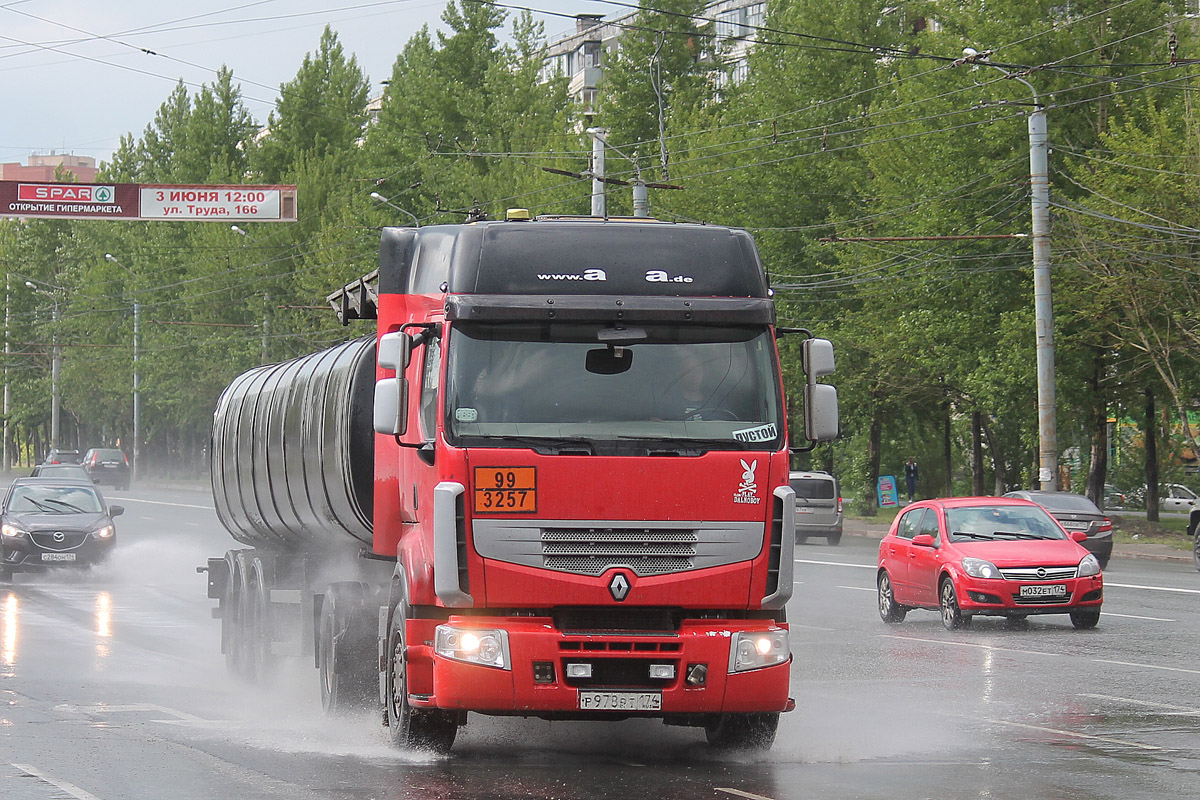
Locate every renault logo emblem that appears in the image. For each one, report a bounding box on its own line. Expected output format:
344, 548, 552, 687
53, 531, 65, 543
608, 572, 631, 602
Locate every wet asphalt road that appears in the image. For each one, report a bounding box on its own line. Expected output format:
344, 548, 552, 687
2, 484, 1198, 800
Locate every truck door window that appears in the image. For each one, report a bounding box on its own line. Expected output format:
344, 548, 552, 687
419, 336, 441, 440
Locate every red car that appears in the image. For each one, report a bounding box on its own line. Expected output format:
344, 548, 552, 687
877, 497, 1103, 630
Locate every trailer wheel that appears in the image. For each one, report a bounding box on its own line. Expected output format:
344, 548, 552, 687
222, 553, 243, 675
704, 712, 779, 750
319, 582, 374, 714
384, 596, 457, 753
237, 554, 276, 683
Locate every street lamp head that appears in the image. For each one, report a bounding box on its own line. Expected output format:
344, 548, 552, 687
369, 192, 385, 202
231, 225, 247, 236
962, 47, 978, 57
104, 253, 118, 263
24, 281, 35, 290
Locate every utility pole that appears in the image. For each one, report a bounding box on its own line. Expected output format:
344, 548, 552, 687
261, 293, 270, 364
3, 273, 10, 471
133, 300, 140, 483
50, 304, 60, 450
587, 127, 608, 217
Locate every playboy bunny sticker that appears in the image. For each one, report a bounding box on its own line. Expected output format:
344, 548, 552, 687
734, 459, 761, 505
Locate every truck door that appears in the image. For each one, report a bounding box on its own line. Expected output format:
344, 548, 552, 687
398, 332, 442, 524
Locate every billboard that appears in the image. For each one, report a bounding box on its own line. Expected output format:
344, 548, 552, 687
1, 181, 297, 222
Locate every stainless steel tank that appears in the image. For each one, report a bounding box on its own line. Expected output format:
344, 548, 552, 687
210, 336, 375, 551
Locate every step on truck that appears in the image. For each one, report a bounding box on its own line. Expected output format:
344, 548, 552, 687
201, 213, 839, 753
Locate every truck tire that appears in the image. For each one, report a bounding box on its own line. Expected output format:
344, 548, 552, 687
704, 712, 779, 750
235, 552, 276, 683
223, 552, 247, 676
319, 582, 375, 714
384, 594, 457, 753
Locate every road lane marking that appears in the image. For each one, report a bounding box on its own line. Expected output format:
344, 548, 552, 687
838, 585, 876, 592
882, 635, 1200, 675
1080, 690, 1200, 714
1078, 694, 1200, 715
1091, 659, 1200, 676
1105, 581, 1200, 595
106, 497, 214, 511
717, 789, 776, 800
12, 764, 105, 800
978, 719, 1166, 751
795, 558, 875, 569
1101, 612, 1175, 622
56, 702, 211, 724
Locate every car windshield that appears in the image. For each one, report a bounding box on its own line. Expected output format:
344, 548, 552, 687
7, 485, 103, 514
445, 322, 783, 453
946, 505, 1066, 542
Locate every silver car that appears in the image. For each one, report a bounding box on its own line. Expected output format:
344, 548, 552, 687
790, 471, 843, 545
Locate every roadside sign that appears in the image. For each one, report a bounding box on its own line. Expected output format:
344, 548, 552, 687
877, 475, 899, 508
1, 181, 297, 222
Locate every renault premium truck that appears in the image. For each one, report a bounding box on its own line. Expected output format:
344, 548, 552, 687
201, 213, 838, 753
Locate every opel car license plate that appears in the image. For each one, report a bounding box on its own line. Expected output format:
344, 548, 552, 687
578, 691, 662, 711
41, 552, 76, 562
1019, 584, 1066, 597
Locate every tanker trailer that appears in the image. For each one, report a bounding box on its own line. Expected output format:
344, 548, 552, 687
201, 335, 388, 706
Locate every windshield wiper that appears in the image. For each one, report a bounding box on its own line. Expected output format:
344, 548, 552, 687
951, 531, 994, 540
43, 499, 88, 513
486, 435, 596, 455
990, 530, 1049, 540
615, 435, 751, 452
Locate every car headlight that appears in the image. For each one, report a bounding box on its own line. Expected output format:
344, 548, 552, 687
728, 629, 790, 673
962, 557, 1001, 579
434, 625, 510, 670
92, 524, 115, 539
1077, 553, 1101, 577
1, 522, 25, 538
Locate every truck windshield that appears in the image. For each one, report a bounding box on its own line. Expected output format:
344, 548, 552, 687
445, 322, 783, 452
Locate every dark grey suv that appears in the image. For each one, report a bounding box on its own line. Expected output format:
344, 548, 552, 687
83, 448, 131, 490
790, 470, 843, 545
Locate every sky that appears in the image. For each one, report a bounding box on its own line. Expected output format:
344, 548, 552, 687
0, 0, 601, 167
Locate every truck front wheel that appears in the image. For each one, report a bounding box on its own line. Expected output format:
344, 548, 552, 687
384, 599, 457, 753
704, 712, 779, 750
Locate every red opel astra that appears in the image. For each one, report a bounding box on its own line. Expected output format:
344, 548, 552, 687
877, 497, 1103, 630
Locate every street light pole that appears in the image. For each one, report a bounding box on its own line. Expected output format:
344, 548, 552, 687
961, 49, 1058, 491
105, 253, 140, 481
4, 273, 10, 471
26, 281, 60, 450
368, 194, 420, 227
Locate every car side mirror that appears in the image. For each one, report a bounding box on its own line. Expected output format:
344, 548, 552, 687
911, 533, 936, 547
109, 505, 125, 517
1069, 530, 1087, 543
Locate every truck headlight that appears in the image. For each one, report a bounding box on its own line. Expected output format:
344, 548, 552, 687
728, 629, 789, 673
434, 625, 511, 670
962, 557, 1000, 579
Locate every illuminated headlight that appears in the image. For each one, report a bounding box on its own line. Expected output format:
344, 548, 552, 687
92, 524, 115, 539
728, 630, 789, 673
433, 625, 511, 670
962, 557, 1000, 579
1077, 553, 1101, 577
1, 523, 25, 538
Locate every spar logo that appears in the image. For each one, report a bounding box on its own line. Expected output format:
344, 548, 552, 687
17, 184, 116, 203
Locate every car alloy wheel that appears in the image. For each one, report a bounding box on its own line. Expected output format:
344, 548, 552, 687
877, 572, 906, 623
940, 579, 970, 630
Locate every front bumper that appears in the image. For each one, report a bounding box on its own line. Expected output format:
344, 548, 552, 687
418, 617, 792, 717
1, 533, 114, 570
955, 573, 1103, 616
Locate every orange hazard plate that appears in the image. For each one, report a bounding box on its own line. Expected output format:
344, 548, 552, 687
474, 467, 537, 513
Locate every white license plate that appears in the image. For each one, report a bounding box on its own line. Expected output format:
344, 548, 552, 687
41, 552, 77, 562
578, 691, 662, 711
1060, 521, 1088, 530
103, 463, 117, 468
1019, 584, 1066, 597
796, 507, 814, 514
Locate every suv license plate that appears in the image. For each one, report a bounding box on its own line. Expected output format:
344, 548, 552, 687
1019, 584, 1066, 597
42, 552, 77, 562
796, 507, 814, 514
578, 691, 662, 711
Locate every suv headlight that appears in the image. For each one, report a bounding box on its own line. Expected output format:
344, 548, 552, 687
434, 625, 510, 670
1077, 553, 1101, 577
729, 629, 790, 673
962, 557, 1001, 579
1, 522, 26, 538
92, 524, 115, 539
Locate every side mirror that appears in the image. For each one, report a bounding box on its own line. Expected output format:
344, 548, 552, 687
378, 331, 412, 372
1070, 530, 1088, 543
803, 338, 835, 380
911, 533, 936, 547
804, 384, 839, 441
109, 505, 125, 517
373, 377, 409, 435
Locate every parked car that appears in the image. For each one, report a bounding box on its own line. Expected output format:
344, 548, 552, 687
876, 496, 1103, 631
789, 470, 843, 545
82, 447, 131, 490
30, 463, 92, 482
43, 448, 82, 465
0, 478, 124, 580
1003, 490, 1113, 569
1103, 483, 1126, 510
1159, 483, 1198, 514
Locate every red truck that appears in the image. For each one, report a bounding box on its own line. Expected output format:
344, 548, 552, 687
202, 213, 838, 752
